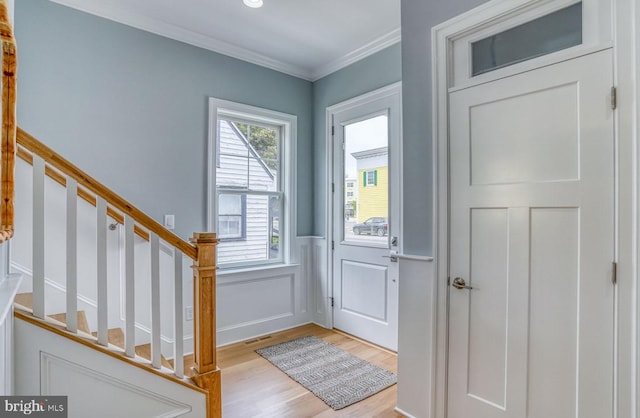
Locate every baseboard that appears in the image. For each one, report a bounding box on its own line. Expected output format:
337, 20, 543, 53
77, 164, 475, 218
217, 321, 313, 348
394, 406, 417, 418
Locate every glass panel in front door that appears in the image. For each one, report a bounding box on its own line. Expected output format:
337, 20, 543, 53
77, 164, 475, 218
343, 114, 389, 246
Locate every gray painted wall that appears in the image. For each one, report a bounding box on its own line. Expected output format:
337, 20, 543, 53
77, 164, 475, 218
15, 0, 314, 239
312, 43, 402, 236
401, 0, 488, 255
14, 0, 489, 257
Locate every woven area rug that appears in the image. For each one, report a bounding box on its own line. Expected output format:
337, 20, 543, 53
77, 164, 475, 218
255, 335, 397, 410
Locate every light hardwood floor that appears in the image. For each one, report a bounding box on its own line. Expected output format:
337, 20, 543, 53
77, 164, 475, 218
217, 323, 403, 417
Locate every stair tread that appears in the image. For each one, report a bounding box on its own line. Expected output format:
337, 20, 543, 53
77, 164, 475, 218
17, 294, 176, 372
14, 292, 32, 308
16, 293, 92, 334
92, 328, 172, 368
169, 354, 195, 378
14, 310, 199, 393
48, 311, 91, 334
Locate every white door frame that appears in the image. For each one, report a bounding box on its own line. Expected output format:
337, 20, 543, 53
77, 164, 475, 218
323, 82, 403, 330
432, 0, 638, 417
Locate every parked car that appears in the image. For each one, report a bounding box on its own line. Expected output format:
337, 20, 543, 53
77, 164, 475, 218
352, 217, 388, 236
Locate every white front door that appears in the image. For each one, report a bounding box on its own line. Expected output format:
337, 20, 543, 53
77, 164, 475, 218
448, 50, 614, 418
330, 85, 401, 351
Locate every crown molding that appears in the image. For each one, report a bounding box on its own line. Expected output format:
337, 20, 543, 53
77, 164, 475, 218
310, 28, 401, 81
49, 0, 400, 82
49, 0, 313, 79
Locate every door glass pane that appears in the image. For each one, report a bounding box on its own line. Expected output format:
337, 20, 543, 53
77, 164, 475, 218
343, 115, 389, 245
472, 3, 582, 76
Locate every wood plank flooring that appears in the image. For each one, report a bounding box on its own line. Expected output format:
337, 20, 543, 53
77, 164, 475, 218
218, 323, 403, 418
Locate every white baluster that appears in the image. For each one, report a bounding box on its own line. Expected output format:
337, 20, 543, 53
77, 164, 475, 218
173, 248, 184, 378
150, 233, 161, 369
66, 178, 78, 333
32, 156, 45, 319
96, 197, 108, 346
124, 215, 135, 357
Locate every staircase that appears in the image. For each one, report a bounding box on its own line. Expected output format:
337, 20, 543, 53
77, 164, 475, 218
15, 292, 174, 369
0, 2, 221, 416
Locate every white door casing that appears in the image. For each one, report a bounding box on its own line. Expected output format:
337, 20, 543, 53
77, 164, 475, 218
447, 49, 614, 417
327, 83, 402, 351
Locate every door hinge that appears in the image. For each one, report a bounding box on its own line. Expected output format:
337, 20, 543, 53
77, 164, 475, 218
332, 182, 335, 193
611, 86, 617, 110
612, 261, 618, 285
331, 125, 335, 136
330, 297, 335, 308
331, 240, 335, 250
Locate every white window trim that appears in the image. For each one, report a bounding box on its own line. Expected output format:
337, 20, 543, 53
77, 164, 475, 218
208, 98, 297, 268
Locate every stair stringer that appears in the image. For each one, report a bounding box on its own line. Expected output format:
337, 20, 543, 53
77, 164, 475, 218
14, 314, 207, 418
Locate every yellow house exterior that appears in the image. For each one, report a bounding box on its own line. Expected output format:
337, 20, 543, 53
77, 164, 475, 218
357, 165, 388, 221
351, 147, 388, 223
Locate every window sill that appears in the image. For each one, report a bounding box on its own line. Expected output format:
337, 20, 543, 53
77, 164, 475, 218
217, 263, 300, 278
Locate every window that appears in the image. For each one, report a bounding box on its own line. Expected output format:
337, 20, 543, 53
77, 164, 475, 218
346, 182, 354, 188
346, 191, 354, 198
364, 170, 377, 187
208, 98, 296, 268
471, 3, 582, 76
218, 194, 246, 239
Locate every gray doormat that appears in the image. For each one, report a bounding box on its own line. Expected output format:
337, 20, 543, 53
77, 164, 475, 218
255, 335, 397, 410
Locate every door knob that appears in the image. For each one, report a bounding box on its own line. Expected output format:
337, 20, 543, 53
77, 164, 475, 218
452, 277, 472, 290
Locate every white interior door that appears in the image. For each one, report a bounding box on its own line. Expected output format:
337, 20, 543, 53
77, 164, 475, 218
330, 86, 401, 351
447, 50, 615, 418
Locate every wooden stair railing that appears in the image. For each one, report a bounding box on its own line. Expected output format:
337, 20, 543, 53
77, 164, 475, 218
0, 0, 16, 243
15, 127, 221, 417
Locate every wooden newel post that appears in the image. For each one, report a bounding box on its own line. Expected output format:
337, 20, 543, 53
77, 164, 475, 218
190, 232, 222, 418
0, 0, 16, 244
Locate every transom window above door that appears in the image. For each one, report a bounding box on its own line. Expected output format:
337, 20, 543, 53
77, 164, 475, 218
449, 0, 612, 87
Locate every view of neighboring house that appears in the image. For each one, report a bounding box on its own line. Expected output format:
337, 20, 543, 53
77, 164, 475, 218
216, 119, 279, 264
352, 147, 388, 223
344, 176, 357, 219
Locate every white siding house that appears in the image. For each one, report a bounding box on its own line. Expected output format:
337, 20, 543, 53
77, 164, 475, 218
216, 120, 279, 264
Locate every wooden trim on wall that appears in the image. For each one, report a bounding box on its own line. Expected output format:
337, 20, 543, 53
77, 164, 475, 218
17, 146, 151, 241
0, 0, 15, 244
16, 128, 196, 260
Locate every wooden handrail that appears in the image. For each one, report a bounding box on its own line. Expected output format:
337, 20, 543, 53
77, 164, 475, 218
0, 0, 16, 243
17, 146, 151, 241
17, 127, 197, 260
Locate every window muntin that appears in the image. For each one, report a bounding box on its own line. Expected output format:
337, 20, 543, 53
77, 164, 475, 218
471, 3, 583, 76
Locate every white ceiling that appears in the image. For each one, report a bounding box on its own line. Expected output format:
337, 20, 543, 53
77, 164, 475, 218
49, 0, 402, 81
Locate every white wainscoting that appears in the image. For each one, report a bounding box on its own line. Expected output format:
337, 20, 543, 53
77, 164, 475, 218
395, 255, 435, 418
0, 271, 22, 396
309, 237, 329, 328
14, 318, 207, 418
216, 236, 322, 346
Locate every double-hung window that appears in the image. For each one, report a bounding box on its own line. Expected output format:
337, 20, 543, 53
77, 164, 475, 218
208, 98, 296, 268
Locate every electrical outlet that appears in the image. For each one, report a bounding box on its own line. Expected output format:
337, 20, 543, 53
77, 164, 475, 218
185, 306, 193, 321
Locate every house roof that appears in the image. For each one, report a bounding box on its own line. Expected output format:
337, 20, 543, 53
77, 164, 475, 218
226, 120, 275, 180
351, 146, 388, 160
